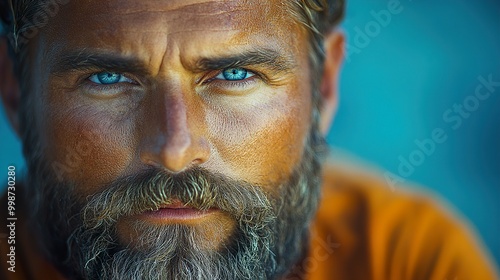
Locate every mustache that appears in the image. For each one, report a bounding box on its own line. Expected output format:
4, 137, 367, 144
80, 167, 276, 230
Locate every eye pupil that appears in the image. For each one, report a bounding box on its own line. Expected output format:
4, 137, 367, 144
222, 68, 247, 81
97, 72, 121, 84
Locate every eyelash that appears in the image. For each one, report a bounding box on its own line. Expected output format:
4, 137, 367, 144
205, 74, 258, 88
83, 82, 129, 94
81, 75, 136, 96
82, 68, 262, 95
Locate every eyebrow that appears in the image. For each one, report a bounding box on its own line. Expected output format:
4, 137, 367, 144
194, 48, 296, 73
50, 51, 149, 75
50, 47, 296, 75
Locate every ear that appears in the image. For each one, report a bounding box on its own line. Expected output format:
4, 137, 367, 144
319, 31, 344, 136
0, 37, 21, 138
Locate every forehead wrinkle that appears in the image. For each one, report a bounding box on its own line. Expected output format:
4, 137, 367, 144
229, 0, 306, 52
56, 0, 253, 39
82, 2, 253, 43
102, 0, 247, 18
88, 14, 236, 36
43, 0, 306, 77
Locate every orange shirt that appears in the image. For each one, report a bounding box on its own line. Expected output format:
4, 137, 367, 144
1, 164, 498, 279
293, 165, 499, 279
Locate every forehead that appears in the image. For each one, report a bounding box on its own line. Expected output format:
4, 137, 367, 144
39, 0, 306, 69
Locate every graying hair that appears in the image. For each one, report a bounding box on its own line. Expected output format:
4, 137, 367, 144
26, 122, 326, 279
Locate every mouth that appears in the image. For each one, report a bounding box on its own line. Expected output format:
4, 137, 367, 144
139, 199, 217, 223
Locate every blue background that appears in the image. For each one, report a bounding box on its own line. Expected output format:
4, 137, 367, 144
1, 0, 499, 269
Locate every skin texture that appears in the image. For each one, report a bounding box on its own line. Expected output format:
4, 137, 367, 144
0, 0, 344, 278
41, 0, 310, 191
32, 0, 312, 250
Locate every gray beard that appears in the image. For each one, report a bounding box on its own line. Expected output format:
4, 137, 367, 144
23, 127, 326, 280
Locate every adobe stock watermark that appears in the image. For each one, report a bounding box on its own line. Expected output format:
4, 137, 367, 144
51, 129, 102, 182
5, 166, 17, 273
7, 0, 70, 50
286, 232, 341, 279
385, 74, 500, 190
344, 0, 404, 62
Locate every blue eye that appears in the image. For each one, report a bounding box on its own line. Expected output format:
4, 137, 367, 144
89, 72, 133, 85
216, 68, 254, 81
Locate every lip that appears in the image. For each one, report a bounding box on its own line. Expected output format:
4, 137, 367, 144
140, 200, 216, 222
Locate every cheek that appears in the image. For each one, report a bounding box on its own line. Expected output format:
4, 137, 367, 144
43, 99, 136, 195
206, 87, 311, 187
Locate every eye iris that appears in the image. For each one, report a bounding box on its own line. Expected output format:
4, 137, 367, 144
222, 68, 247, 81
97, 72, 121, 84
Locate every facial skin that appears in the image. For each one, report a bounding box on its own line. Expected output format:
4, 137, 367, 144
0, 0, 344, 279
44, 0, 308, 261
40, 0, 311, 192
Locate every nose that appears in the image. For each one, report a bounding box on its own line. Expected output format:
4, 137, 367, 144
140, 90, 210, 173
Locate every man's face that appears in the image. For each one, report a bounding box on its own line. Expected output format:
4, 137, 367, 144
38, 0, 312, 192
22, 0, 324, 279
